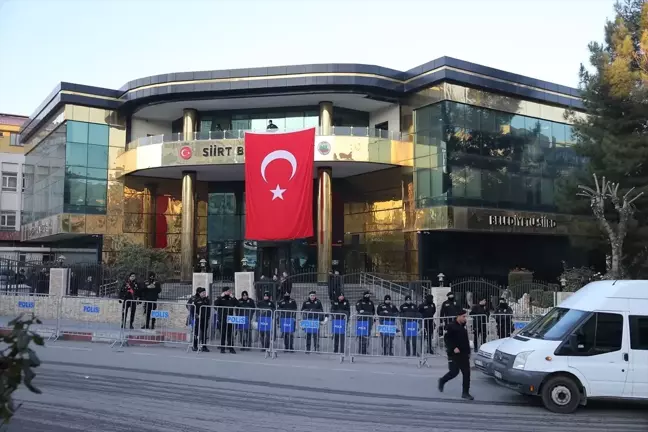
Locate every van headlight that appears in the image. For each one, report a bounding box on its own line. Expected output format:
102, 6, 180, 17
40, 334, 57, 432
513, 351, 533, 370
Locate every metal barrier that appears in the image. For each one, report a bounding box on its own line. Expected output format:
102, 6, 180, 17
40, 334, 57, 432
273, 310, 347, 362
117, 300, 194, 349
490, 313, 517, 340
197, 306, 274, 357
347, 314, 424, 365
469, 313, 489, 353
57, 296, 126, 346
0, 293, 58, 340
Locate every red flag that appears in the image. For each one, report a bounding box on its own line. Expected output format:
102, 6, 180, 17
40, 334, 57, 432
244, 128, 315, 240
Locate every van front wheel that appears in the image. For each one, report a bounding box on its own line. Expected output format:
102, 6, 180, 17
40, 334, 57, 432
541, 376, 580, 414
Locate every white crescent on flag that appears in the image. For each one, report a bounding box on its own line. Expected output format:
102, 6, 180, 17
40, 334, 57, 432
260, 150, 297, 183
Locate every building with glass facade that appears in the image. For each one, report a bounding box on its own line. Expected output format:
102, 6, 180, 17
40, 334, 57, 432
18, 57, 600, 283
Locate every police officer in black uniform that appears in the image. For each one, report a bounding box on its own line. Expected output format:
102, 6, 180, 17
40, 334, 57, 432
400, 295, 420, 357
377, 295, 399, 356
439, 291, 460, 338
418, 294, 437, 354
277, 291, 298, 352
214, 287, 239, 353
330, 292, 351, 353
355, 291, 375, 354
495, 297, 514, 339
257, 292, 276, 351
438, 309, 474, 400
238, 290, 256, 350
470, 297, 490, 352
190, 287, 211, 352
301, 291, 324, 352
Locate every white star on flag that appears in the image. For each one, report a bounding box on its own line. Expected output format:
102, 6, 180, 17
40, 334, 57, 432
270, 184, 286, 200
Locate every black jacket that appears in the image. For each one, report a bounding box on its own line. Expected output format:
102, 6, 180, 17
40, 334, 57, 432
119, 280, 140, 301
330, 298, 351, 319
238, 297, 256, 320
301, 298, 324, 321
495, 305, 514, 330
355, 298, 375, 317
471, 304, 490, 327
189, 295, 211, 325
418, 301, 437, 319
400, 302, 420, 318
140, 279, 162, 301
256, 299, 276, 318
277, 297, 297, 319
377, 303, 399, 323
444, 321, 470, 357
214, 294, 239, 323
440, 299, 460, 318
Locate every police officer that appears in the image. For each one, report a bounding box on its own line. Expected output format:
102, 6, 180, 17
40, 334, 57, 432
214, 287, 239, 354
495, 297, 514, 339
438, 310, 474, 400
439, 291, 460, 338
141, 272, 162, 330
418, 294, 437, 354
400, 295, 420, 357
470, 297, 489, 352
301, 291, 324, 353
238, 291, 256, 350
190, 287, 211, 352
355, 291, 375, 354
277, 291, 297, 352
257, 292, 276, 351
330, 292, 350, 354
377, 295, 399, 356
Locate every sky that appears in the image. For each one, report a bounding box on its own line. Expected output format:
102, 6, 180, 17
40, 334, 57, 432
0, 0, 618, 117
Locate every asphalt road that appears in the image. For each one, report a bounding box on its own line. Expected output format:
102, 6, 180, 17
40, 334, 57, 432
7, 342, 648, 432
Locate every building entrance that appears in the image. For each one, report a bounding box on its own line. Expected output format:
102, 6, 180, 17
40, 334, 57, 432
256, 242, 292, 279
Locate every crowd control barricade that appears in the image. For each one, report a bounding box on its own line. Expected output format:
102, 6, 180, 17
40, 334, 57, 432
347, 314, 424, 366
273, 311, 347, 362
196, 306, 274, 357
468, 313, 490, 353
489, 313, 518, 340
118, 300, 194, 349
57, 296, 126, 345
419, 317, 444, 368
0, 293, 58, 340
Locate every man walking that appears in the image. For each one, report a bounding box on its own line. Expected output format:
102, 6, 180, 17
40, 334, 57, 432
438, 310, 474, 400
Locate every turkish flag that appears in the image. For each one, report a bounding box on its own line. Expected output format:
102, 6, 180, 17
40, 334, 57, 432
244, 128, 315, 240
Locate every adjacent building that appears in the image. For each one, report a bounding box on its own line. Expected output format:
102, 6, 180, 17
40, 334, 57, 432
18, 57, 600, 283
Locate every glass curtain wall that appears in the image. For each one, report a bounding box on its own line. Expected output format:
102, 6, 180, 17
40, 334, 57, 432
22, 123, 66, 223
413, 101, 582, 212
64, 121, 109, 214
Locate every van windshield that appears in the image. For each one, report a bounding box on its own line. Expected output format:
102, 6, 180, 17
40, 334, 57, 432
518, 307, 589, 341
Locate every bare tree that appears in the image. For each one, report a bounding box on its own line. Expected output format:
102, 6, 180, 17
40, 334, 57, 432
577, 174, 643, 279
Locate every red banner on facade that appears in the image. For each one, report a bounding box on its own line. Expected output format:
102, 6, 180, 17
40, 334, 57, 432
244, 128, 315, 241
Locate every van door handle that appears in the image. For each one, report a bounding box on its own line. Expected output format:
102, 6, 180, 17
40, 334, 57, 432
623, 353, 629, 362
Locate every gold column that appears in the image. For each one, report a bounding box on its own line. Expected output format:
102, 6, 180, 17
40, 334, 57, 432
143, 183, 157, 248
183, 108, 198, 140
319, 102, 333, 135
181, 171, 196, 282
317, 167, 332, 283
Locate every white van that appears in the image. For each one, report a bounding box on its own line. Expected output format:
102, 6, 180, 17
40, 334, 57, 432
491, 280, 648, 413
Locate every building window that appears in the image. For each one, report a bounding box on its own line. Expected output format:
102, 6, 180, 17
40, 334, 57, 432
9, 133, 21, 146
0, 212, 16, 230
2, 174, 18, 191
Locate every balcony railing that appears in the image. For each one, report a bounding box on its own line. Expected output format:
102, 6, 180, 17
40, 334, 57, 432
127, 127, 413, 150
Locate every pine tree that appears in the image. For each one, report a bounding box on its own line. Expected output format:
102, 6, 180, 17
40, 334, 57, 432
559, 0, 648, 277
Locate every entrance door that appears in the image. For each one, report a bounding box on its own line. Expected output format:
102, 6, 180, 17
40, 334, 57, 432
257, 243, 291, 279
